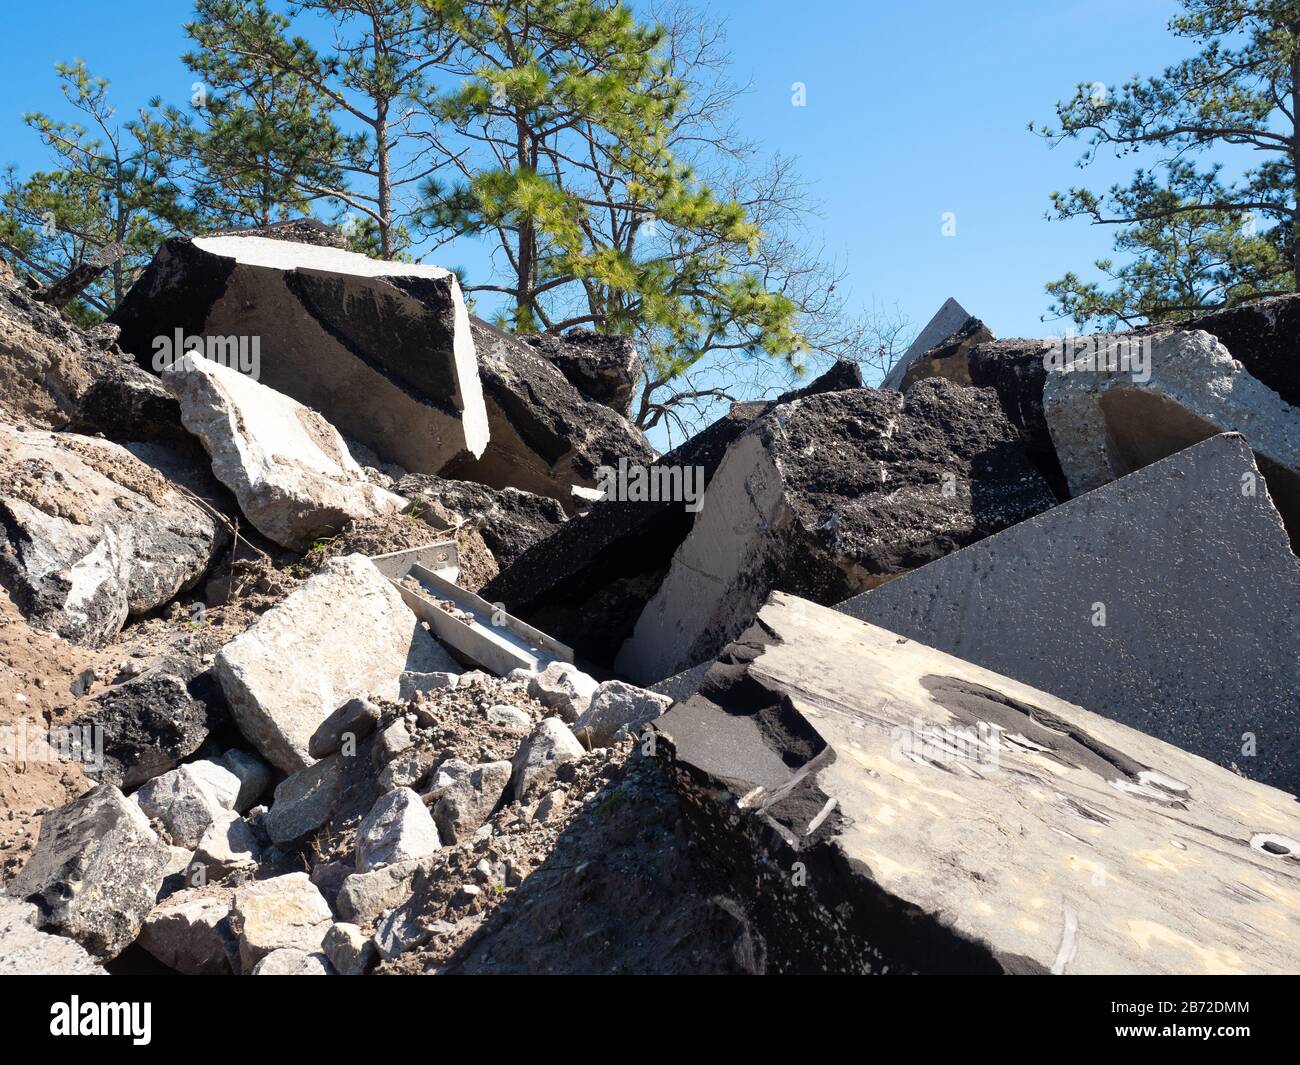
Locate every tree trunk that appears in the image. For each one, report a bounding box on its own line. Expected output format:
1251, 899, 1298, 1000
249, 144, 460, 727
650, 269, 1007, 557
515, 117, 533, 323
377, 105, 393, 260
1291, 43, 1300, 290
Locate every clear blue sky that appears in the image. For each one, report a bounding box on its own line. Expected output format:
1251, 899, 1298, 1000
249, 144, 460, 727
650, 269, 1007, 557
0, 0, 1192, 348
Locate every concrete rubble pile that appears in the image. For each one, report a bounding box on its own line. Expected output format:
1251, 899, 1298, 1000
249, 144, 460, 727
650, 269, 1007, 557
482, 359, 863, 665
3, 232, 1299, 976
616, 377, 1057, 683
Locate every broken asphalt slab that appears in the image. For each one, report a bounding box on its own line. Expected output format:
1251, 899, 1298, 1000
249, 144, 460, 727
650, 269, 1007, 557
482, 360, 865, 666
616, 378, 1056, 683
654, 592, 1300, 975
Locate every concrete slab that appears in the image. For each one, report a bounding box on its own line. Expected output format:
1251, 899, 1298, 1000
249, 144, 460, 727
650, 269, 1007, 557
163, 354, 406, 550
1141, 292, 1300, 407
1043, 330, 1300, 547
441, 318, 655, 509
214, 554, 456, 772
655, 592, 1300, 974
483, 361, 862, 667
838, 433, 1300, 793
110, 235, 489, 475
881, 297, 975, 389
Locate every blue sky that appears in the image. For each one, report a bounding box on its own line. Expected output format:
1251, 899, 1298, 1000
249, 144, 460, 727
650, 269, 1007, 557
0, 0, 1194, 356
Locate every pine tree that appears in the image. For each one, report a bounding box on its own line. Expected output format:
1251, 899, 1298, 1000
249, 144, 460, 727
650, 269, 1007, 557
0, 61, 193, 322
171, 0, 345, 228
184, 0, 455, 259
420, 0, 807, 432
1036, 0, 1300, 328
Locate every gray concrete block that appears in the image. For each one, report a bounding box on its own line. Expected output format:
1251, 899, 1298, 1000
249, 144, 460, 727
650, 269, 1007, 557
838, 433, 1300, 792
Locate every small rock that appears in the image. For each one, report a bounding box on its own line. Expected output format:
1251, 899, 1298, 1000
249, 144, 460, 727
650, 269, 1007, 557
398, 671, 459, 700
183, 758, 244, 812
356, 788, 441, 872
252, 947, 333, 974
378, 747, 437, 791
70, 668, 98, 697
487, 704, 531, 731
262, 754, 345, 845
429, 759, 511, 843
231, 872, 333, 974
534, 789, 567, 823
374, 720, 413, 766
162, 845, 195, 880
336, 860, 424, 927
373, 903, 428, 961
139, 889, 237, 975
309, 859, 353, 911
323, 922, 376, 975
79, 654, 221, 789
132, 764, 231, 849
308, 697, 382, 759
510, 719, 585, 801
214, 749, 272, 812
528, 661, 599, 722
573, 680, 672, 746
192, 811, 262, 880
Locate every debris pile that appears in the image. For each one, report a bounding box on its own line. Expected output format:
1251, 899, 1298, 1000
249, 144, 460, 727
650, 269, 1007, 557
3, 235, 1298, 976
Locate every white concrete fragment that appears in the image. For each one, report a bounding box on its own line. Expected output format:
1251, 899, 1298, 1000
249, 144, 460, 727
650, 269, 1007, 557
139, 889, 236, 975
429, 759, 512, 843
133, 764, 232, 848
0, 424, 224, 645
1044, 329, 1300, 513
162, 353, 407, 549
323, 922, 376, 975
527, 661, 599, 722
214, 555, 450, 772
511, 718, 584, 800
0, 898, 107, 975
573, 680, 672, 745
192, 811, 262, 879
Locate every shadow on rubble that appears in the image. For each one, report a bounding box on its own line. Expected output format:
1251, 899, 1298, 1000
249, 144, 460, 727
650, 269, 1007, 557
440, 752, 760, 975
